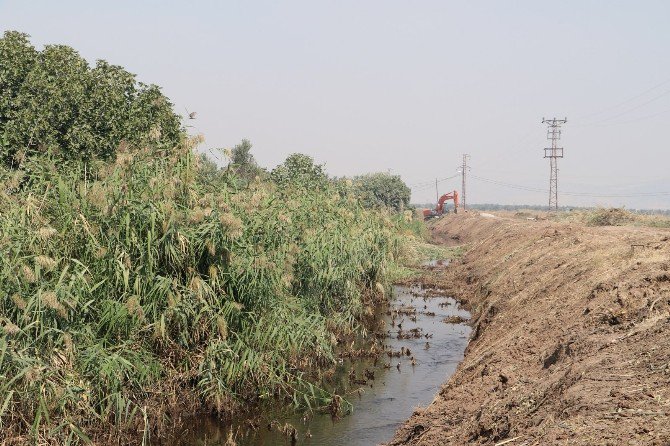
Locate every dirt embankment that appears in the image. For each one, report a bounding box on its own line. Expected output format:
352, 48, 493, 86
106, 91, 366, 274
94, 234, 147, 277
389, 214, 670, 446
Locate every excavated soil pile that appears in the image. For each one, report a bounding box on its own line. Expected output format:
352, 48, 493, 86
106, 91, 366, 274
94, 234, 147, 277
389, 214, 670, 446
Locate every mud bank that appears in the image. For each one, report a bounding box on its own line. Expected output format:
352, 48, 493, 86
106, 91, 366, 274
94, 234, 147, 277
389, 214, 670, 446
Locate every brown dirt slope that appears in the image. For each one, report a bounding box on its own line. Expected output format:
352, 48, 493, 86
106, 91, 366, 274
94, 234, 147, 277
389, 214, 670, 446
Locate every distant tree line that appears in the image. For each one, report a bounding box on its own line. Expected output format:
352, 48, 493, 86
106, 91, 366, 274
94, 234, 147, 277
0, 30, 412, 213
219, 139, 411, 212
411, 202, 670, 215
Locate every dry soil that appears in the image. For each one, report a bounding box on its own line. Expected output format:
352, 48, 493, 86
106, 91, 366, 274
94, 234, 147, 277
388, 213, 670, 446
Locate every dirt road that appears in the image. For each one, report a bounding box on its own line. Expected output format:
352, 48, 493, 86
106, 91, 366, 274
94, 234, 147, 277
389, 214, 670, 446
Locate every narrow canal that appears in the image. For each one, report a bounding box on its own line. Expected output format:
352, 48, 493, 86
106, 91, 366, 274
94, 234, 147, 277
171, 284, 470, 445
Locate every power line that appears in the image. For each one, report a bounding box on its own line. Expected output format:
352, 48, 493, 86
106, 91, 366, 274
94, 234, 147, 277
410, 174, 459, 191
575, 74, 670, 122
409, 180, 436, 188
476, 129, 536, 172
436, 173, 460, 183
576, 88, 670, 127
470, 174, 670, 198
410, 176, 456, 188
580, 106, 670, 127
471, 175, 546, 193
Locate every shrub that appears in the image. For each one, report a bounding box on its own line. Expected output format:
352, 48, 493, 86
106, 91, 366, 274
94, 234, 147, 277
0, 31, 182, 165
351, 172, 411, 212
271, 153, 329, 190
586, 208, 634, 226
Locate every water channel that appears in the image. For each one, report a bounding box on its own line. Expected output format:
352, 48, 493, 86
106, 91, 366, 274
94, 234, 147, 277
170, 283, 470, 446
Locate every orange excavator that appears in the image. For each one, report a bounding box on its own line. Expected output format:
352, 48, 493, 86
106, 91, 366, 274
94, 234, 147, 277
423, 190, 459, 220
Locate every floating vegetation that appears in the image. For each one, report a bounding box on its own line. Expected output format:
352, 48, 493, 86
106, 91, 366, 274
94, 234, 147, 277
443, 315, 469, 324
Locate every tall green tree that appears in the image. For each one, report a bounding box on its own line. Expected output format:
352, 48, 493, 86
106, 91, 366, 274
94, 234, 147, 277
231, 138, 254, 166
4, 44, 92, 158
0, 31, 37, 160
352, 172, 411, 212
271, 153, 328, 190
0, 31, 183, 165
229, 139, 262, 180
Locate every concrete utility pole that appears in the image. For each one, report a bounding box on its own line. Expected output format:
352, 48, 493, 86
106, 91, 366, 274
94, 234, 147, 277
435, 178, 439, 204
542, 117, 567, 211
460, 154, 470, 211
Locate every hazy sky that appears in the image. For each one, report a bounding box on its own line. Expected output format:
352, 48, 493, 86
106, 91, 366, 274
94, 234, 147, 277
2, 0, 670, 208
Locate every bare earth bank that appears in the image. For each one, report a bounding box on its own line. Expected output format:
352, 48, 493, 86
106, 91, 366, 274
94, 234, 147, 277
388, 213, 670, 446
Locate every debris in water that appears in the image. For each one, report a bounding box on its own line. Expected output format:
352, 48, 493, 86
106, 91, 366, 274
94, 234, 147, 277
281, 423, 298, 445
442, 315, 468, 324
225, 429, 236, 446
329, 395, 342, 418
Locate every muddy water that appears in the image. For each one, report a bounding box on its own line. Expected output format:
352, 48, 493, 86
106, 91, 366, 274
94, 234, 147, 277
171, 286, 470, 446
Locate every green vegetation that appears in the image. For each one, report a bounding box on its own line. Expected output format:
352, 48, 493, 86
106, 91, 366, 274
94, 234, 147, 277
228, 139, 264, 183
351, 172, 411, 212
0, 32, 420, 444
0, 141, 414, 444
584, 207, 634, 226
271, 153, 328, 190
0, 31, 181, 165
415, 243, 466, 262
380, 211, 467, 281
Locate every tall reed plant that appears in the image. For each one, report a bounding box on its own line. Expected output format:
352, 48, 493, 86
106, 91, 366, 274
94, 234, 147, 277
0, 139, 408, 444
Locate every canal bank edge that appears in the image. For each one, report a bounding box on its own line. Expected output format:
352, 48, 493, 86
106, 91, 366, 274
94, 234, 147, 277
388, 213, 670, 445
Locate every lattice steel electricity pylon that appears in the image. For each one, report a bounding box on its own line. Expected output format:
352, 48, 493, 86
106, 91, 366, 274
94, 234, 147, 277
542, 117, 567, 211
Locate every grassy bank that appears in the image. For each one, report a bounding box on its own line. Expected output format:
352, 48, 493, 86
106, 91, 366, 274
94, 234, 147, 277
0, 140, 417, 444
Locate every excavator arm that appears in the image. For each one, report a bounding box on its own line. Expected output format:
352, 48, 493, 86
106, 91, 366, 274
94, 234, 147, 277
436, 191, 459, 214
423, 190, 459, 220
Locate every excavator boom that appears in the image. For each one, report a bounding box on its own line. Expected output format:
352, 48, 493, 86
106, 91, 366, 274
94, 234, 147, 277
422, 190, 459, 220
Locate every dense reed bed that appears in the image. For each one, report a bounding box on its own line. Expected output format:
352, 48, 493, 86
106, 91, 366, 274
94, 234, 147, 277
0, 139, 415, 444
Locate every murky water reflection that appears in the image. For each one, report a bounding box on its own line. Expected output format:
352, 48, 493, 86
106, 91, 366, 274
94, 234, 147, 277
169, 286, 470, 446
